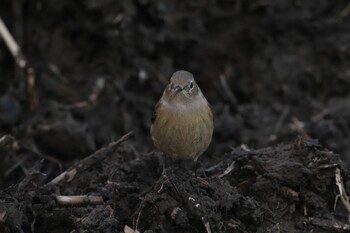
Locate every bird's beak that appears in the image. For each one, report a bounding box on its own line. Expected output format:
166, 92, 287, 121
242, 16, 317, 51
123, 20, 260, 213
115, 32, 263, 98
174, 86, 183, 93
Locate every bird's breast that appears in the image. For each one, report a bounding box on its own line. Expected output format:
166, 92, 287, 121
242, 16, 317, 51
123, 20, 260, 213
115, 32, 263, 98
151, 99, 213, 160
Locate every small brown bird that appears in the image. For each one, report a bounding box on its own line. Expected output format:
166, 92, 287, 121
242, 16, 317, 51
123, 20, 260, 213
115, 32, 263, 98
150, 70, 214, 165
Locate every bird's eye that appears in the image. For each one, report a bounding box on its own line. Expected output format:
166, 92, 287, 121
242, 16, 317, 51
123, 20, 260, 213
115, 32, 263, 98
189, 82, 194, 89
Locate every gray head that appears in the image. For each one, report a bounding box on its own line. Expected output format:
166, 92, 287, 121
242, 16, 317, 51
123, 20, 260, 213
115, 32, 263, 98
170, 70, 194, 88
163, 70, 201, 103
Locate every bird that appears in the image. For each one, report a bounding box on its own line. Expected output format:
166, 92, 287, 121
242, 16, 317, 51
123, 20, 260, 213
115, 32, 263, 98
150, 70, 213, 173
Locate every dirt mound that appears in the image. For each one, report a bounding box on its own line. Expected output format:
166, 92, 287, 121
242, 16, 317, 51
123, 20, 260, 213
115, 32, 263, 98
0, 136, 348, 233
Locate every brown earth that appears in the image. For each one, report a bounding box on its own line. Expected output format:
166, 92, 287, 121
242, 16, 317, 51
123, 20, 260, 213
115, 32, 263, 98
1, 1, 350, 232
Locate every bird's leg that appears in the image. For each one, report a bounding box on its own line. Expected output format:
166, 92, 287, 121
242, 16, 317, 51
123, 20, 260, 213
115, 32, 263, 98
162, 154, 167, 177
192, 158, 207, 177
192, 160, 199, 177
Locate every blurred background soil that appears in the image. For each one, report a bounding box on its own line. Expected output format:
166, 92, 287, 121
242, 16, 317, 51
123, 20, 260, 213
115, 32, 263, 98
1, 1, 350, 232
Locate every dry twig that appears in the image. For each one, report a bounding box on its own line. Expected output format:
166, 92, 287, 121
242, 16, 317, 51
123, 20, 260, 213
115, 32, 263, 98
0, 134, 62, 174
217, 161, 235, 179
202, 217, 212, 233
0, 17, 39, 110
55, 195, 103, 207
334, 167, 350, 222
309, 217, 350, 232
47, 131, 134, 186
317, 163, 339, 169
205, 161, 223, 173
124, 225, 140, 233
0, 17, 26, 68
5, 156, 28, 177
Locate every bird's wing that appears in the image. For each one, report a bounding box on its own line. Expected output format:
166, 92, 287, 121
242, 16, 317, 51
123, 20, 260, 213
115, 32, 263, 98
151, 100, 161, 124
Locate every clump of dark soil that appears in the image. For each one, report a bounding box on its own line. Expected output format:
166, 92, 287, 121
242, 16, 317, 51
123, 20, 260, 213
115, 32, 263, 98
1, 0, 350, 232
